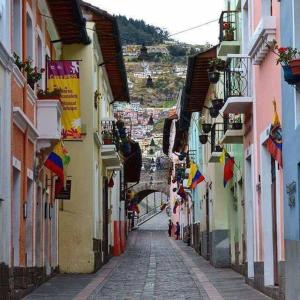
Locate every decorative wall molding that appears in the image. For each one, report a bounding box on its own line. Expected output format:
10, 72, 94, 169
13, 106, 39, 142
248, 16, 276, 65
13, 65, 26, 88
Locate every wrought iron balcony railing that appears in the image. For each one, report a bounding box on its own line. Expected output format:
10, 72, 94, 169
101, 119, 118, 146
224, 55, 252, 101
219, 10, 239, 43
223, 115, 243, 134
210, 123, 224, 154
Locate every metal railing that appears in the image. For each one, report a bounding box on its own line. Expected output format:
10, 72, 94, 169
223, 115, 243, 134
224, 55, 252, 101
219, 10, 239, 43
136, 205, 161, 226
210, 123, 224, 154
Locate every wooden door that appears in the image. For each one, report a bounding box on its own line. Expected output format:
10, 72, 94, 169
102, 179, 109, 262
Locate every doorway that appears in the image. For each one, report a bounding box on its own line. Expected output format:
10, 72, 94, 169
206, 187, 210, 259
102, 178, 109, 262
271, 157, 279, 285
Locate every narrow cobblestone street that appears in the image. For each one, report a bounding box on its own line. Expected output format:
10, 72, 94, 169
26, 216, 271, 300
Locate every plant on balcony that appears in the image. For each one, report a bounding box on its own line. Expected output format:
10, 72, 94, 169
207, 59, 226, 84
212, 98, 224, 110
269, 40, 300, 84
199, 134, 208, 144
232, 115, 243, 130
37, 88, 61, 100
200, 116, 212, 133
13, 53, 45, 89
209, 106, 219, 118
224, 27, 235, 41
102, 130, 114, 145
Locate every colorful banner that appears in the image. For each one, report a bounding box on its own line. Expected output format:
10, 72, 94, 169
47, 61, 81, 140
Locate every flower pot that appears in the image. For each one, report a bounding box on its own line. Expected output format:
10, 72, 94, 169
199, 134, 208, 144
289, 59, 300, 75
27, 79, 35, 90
212, 99, 224, 110
232, 122, 243, 130
282, 65, 300, 85
215, 145, 222, 152
209, 107, 219, 118
208, 71, 220, 84
224, 32, 234, 41
103, 138, 113, 145
202, 123, 212, 134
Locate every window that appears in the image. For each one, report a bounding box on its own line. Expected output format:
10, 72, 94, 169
261, 0, 272, 17
26, 12, 33, 60
13, 0, 22, 56
37, 34, 43, 87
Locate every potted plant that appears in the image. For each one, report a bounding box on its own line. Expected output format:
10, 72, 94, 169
199, 134, 208, 144
212, 98, 224, 110
232, 115, 243, 130
209, 106, 219, 118
269, 40, 300, 84
37, 88, 61, 100
202, 123, 212, 134
215, 145, 223, 152
13, 54, 45, 89
224, 27, 235, 41
102, 130, 113, 145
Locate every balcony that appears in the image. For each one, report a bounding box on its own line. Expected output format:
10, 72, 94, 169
218, 11, 240, 57
100, 118, 121, 169
248, 16, 276, 65
209, 123, 224, 163
221, 116, 244, 144
36, 99, 62, 151
222, 55, 253, 114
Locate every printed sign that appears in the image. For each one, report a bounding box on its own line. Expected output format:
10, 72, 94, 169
47, 61, 81, 140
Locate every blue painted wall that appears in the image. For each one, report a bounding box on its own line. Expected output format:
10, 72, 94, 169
281, 0, 300, 241
189, 112, 202, 223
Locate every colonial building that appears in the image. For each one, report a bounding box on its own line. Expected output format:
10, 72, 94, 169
57, 2, 129, 273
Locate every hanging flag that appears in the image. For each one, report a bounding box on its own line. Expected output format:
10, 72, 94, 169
44, 142, 66, 193
177, 185, 186, 199
223, 154, 235, 187
108, 176, 114, 188
173, 201, 179, 214
265, 101, 283, 167
47, 60, 81, 140
187, 162, 197, 187
191, 169, 205, 189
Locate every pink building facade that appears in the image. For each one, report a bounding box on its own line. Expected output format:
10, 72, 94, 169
241, 0, 284, 296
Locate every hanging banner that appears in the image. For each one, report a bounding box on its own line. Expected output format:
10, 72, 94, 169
47, 61, 81, 140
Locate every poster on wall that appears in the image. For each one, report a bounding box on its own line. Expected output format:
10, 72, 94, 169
47, 60, 81, 140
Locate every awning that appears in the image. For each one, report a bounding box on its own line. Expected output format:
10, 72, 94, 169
124, 140, 142, 183
163, 118, 172, 155
184, 46, 218, 112
179, 92, 192, 131
81, 2, 130, 102
47, 0, 90, 45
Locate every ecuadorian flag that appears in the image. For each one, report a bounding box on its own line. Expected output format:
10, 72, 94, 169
191, 169, 205, 189
44, 143, 65, 193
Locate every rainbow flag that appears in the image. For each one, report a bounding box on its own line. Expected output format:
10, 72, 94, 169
44, 142, 67, 193
191, 169, 205, 189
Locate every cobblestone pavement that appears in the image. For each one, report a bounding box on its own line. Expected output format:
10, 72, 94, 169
25, 229, 271, 300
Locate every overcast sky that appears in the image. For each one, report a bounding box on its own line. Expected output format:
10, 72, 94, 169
88, 0, 224, 45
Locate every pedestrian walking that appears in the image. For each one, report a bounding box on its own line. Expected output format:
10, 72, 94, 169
175, 222, 180, 240
168, 219, 173, 237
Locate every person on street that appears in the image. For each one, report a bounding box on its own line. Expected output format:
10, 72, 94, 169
168, 219, 173, 237
175, 222, 180, 240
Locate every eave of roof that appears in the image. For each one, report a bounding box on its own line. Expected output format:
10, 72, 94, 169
47, 0, 90, 45
81, 2, 130, 103
184, 46, 218, 113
